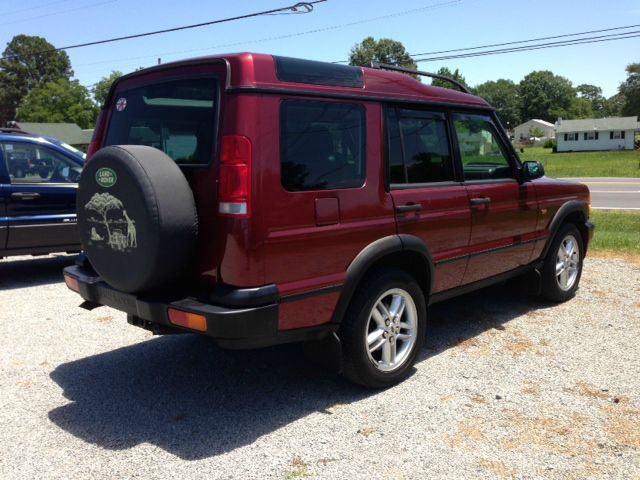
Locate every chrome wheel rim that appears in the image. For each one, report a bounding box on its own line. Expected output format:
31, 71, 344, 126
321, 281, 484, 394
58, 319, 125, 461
365, 288, 418, 372
555, 234, 580, 291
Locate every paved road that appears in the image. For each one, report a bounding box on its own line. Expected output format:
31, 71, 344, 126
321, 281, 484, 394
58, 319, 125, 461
561, 177, 640, 210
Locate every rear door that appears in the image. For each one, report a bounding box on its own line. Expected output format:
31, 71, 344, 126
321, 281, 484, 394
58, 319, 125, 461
452, 113, 539, 284
387, 107, 471, 293
1, 140, 81, 251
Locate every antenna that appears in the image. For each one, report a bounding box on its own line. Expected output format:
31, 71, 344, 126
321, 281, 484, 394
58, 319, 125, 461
371, 62, 471, 94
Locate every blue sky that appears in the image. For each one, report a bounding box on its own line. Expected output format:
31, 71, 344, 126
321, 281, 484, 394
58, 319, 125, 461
2, 0, 639, 97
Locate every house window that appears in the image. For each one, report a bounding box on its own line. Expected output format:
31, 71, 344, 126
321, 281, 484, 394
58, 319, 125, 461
584, 131, 598, 140
565, 133, 578, 141
611, 131, 625, 139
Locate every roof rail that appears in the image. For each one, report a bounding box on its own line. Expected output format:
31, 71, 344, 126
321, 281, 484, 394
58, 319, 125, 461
370, 62, 471, 94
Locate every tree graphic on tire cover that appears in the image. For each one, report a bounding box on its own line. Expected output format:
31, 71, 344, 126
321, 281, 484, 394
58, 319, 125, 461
84, 192, 123, 244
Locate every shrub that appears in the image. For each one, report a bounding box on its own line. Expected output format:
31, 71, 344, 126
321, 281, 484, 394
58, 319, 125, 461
543, 138, 557, 149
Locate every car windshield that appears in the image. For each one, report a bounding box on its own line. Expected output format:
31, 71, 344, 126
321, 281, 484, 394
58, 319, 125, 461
104, 76, 218, 165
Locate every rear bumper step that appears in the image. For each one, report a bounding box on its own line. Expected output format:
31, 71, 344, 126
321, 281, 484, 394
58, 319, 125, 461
63, 264, 327, 349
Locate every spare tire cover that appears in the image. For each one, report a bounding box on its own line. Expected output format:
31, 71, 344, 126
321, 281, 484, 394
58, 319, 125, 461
77, 145, 198, 293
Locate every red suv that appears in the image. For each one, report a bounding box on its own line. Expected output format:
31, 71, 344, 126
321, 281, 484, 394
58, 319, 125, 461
63, 54, 594, 388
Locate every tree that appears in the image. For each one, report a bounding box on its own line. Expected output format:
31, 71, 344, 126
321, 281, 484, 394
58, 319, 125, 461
619, 62, 640, 116
529, 126, 545, 138
566, 97, 594, 119
84, 193, 123, 243
93, 70, 123, 106
0, 35, 72, 125
16, 78, 99, 129
519, 70, 575, 123
431, 67, 468, 91
474, 79, 521, 128
349, 37, 417, 78
577, 84, 607, 117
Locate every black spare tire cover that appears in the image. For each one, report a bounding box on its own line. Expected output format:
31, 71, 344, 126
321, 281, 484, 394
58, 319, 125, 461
77, 145, 198, 293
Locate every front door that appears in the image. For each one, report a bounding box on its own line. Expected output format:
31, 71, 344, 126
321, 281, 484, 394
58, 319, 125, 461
451, 113, 539, 284
387, 107, 471, 293
1, 141, 80, 252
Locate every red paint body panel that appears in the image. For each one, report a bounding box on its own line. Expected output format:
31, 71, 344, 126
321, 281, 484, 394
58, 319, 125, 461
279, 292, 341, 331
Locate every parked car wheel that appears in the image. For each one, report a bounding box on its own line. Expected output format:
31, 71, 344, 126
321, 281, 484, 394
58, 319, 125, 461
340, 269, 426, 388
541, 224, 584, 302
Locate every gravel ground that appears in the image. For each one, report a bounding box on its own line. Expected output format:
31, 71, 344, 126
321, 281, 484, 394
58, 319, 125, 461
0, 254, 638, 480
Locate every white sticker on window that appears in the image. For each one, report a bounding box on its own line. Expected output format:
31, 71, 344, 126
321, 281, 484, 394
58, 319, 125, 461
5, 144, 13, 151
116, 98, 127, 112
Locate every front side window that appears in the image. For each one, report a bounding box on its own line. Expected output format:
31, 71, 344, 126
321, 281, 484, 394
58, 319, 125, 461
387, 108, 454, 185
105, 77, 217, 165
453, 114, 513, 181
1, 142, 81, 184
280, 100, 365, 191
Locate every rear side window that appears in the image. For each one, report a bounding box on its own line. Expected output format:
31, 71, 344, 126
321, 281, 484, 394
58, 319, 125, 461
104, 77, 217, 165
280, 101, 366, 191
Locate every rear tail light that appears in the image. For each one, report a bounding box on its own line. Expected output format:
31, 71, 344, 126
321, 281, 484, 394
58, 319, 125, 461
219, 135, 252, 217
63, 274, 79, 292
86, 109, 107, 161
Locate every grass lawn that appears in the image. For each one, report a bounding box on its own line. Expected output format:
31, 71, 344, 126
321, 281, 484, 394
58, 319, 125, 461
589, 210, 640, 255
517, 147, 640, 178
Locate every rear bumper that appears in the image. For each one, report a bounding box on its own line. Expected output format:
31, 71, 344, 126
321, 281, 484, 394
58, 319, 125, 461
63, 264, 329, 349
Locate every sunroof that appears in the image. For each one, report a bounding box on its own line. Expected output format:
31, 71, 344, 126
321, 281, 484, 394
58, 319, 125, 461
274, 56, 364, 88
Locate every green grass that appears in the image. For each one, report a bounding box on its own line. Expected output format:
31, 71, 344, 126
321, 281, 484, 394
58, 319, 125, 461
517, 147, 640, 178
589, 210, 640, 253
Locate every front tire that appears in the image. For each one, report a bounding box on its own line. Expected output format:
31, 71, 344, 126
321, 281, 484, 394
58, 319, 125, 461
339, 269, 426, 388
541, 224, 584, 302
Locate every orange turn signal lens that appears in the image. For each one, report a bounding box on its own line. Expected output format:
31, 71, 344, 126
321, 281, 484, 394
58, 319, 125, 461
167, 308, 208, 332
64, 274, 79, 292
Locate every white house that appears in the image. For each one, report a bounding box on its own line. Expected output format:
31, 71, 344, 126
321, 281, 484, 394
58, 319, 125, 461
514, 119, 555, 142
555, 116, 639, 152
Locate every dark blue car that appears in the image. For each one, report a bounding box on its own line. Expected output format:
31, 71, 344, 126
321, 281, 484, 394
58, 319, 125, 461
0, 129, 84, 258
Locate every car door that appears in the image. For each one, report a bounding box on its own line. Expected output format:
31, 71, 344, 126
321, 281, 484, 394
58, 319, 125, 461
387, 107, 471, 293
1, 140, 81, 252
452, 112, 539, 284
0, 153, 8, 252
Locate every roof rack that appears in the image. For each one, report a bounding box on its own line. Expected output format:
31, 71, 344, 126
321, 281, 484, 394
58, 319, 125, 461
370, 62, 472, 94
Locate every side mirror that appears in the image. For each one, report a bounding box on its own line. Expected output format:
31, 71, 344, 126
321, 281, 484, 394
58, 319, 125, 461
521, 160, 545, 182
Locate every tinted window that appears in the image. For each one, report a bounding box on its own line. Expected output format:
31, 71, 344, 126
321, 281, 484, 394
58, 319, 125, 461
387, 109, 454, 185
105, 77, 217, 165
453, 114, 512, 181
1, 142, 81, 184
281, 101, 366, 191
275, 56, 363, 88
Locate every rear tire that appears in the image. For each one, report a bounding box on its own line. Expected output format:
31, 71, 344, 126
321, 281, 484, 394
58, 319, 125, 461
541, 224, 584, 302
339, 269, 426, 388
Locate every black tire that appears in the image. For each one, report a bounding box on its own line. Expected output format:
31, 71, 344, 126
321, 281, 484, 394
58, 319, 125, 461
540, 224, 584, 302
339, 268, 426, 388
77, 145, 198, 293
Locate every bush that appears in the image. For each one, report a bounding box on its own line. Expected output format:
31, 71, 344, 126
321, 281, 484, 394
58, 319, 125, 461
543, 138, 557, 149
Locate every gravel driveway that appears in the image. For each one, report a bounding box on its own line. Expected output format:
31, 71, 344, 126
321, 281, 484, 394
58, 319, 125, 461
0, 255, 638, 479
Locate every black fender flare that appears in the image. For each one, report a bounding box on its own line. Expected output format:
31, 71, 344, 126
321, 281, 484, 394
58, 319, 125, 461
330, 234, 434, 325
541, 200, 588, 258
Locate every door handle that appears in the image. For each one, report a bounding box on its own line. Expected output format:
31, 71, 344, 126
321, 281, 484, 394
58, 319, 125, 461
11, 192, 41, 200
469, 197, 491, 206
395, 203, 422, 213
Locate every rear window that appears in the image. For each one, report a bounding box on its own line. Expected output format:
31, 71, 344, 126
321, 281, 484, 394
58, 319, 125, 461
104, 77, 217, 165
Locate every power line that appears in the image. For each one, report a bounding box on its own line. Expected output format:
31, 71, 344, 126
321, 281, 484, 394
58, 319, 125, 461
0, 1, 326, 61
3, 0, 73, 17
72, 0, 461, 70
2, 0, 118, 26
411, 23, 640, 57
413, 31, 640, 62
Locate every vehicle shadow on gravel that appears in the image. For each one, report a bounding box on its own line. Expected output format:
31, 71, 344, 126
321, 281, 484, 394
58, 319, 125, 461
422, 283, 556, 359
0, 254, 77, 290
49, 335, 369, 460
48, 284, 555, 460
